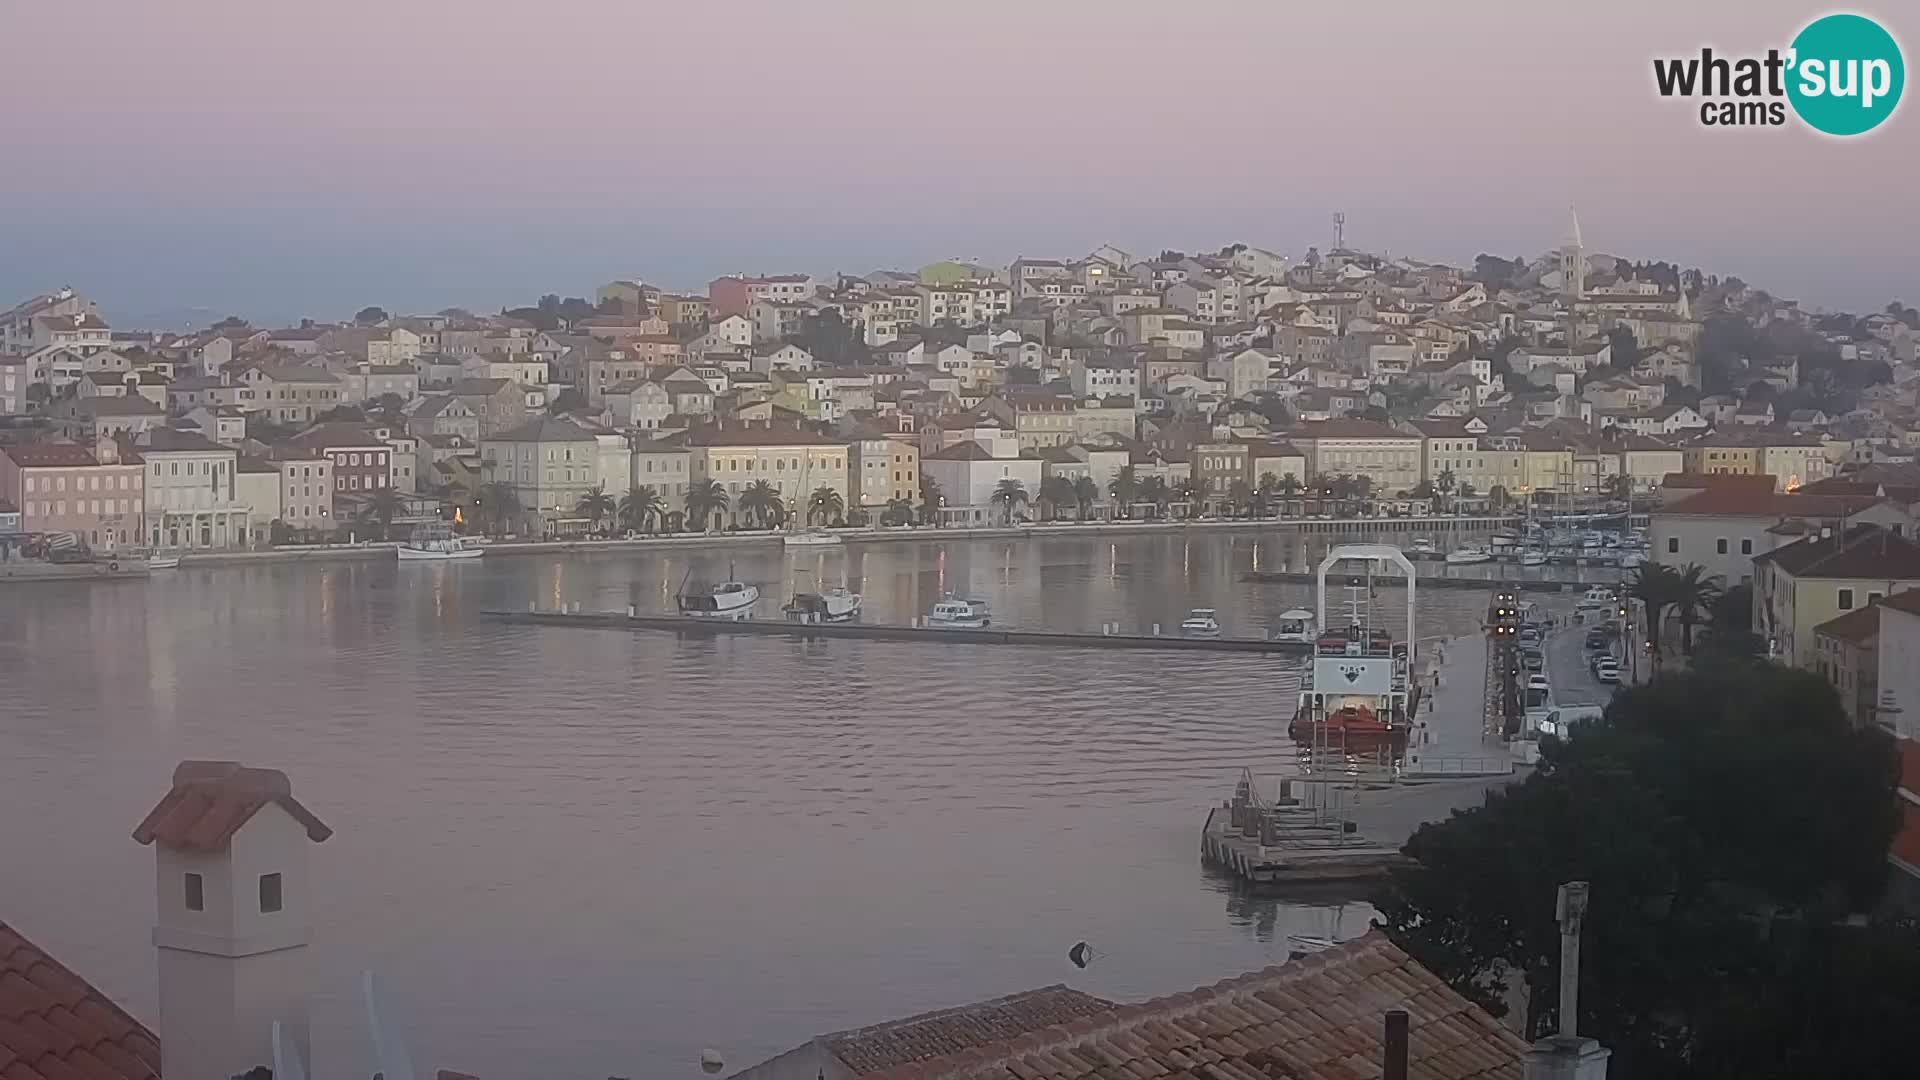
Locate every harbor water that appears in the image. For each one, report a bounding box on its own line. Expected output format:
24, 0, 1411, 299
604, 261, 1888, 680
3, 528, 1528, 1080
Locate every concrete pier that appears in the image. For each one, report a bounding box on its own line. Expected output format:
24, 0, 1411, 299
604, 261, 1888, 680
485, 609, 1314, 655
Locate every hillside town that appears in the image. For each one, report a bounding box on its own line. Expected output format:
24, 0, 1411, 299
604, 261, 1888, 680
5, 225, 1919, 556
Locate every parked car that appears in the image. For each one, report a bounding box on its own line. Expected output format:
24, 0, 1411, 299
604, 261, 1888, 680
1521, 649, 1544, 671
1527, 673, 1551, 693
1584, 629, 1610, 651
1595, 659, 1620, 684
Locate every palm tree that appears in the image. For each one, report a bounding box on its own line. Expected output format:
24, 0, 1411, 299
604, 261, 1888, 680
479, 481, 521, 537
1038, 476, 1075, 522
365, 487, 404, 540
918, 475, 944, 525
1435, 467, 1457, 512
1173, 479, 1201, 519
1672, 563, 1724, 655
1108, 466, 1139, 519
1628, 562, 1682, 655
1071, 476, 1099, 521
1605, 474, 1636, 504
881, 496, 916, 526
1139, 475, 1170, 520
990, 478, 1029, 525
1350, 474, 1375, 513
807, 485, 845, 526
619, 485, 664, 534
1457, 480, 1477, 501
1276, 473, 1303, 516
1227, 479, 1253, 519
1254, 474, 1281, 518
574, 483, 616, 534
684, 478, 728, 532
739, 479, 784, 529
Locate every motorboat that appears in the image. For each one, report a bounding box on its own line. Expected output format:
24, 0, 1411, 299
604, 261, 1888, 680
1409, 538, 1437, 555
678, 565, 760, 619
784, 587, 862, 623
145, 556, 180, 570
1577, 585, 1617, 610
1489, 534, 1517, 552
1269, 608, 1316, 644
1444, 544, 1492, 564
1519, 550, 1548, 567
926, 596, 990, 629
783, 528, 841, 548
397, 525, 483, 561
1180, 608, 1222, 638
1619, 551, 1645, 569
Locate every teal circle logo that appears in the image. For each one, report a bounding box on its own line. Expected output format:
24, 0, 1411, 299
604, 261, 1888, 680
1787, 13, 1904, 135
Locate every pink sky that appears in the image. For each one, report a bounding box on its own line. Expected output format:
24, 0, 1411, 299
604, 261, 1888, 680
1, 0, 1912, 319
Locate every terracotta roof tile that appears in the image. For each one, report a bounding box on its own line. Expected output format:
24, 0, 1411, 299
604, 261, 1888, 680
852, 933, 1523, 1080
0, 924, 157, 1080
1753, 524, 1920, 580
131, 761, 331, 853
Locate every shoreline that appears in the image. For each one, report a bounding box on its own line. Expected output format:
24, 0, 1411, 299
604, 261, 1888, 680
2, 512, 1551, 576
100, 514, 1531, 569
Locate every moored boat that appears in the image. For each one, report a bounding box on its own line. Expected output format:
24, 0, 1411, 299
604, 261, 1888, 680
145, 556, 181, 570
1519, 550, 1548, 567
397, 525, 483, 561
678, 564, 760, 619
925, 596, 990, 629
784, 587, 862, 622
783, 528, 841, 548
1269, 608, 1316, 644
1444, 544, 1492, 564
1180, 608, 1221, 638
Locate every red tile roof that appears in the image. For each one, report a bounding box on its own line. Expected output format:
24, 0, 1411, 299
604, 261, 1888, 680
0, 921, 161, 1080
860, 932, 1525, 1080
1753, 524, 1920, 581
1658, 488, 1884, 519
809, 986, 1117, 1076
1811, 603, 1882, 646
132, 761, 332, 853
2, 445, 100, 468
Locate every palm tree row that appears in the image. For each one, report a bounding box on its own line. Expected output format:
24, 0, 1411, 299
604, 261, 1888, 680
1627, 561, 1724, 656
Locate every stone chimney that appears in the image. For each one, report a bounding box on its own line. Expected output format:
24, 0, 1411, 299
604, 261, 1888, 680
133, 761, 333, 1080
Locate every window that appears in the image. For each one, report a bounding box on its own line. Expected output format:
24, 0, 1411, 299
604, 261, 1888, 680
1741, 538, 1753, 555
1667, 537, 1679, 554
1838, 589, 1855, 610
1716, 538, 1728, 554
258, 872, 283, 913
184, 872, 204, 912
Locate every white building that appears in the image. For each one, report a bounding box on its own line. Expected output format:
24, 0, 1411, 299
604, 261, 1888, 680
136, 428, 253, 549
921, 431, 1043, 524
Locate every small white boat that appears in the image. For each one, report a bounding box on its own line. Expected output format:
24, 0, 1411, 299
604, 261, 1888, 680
678, 565, 760, 619
145, 556, 181, 570
1490, 534, 1517, 551
1445, 544, 1492, 564
1410, 538, 1437, 555
397, 525, 483, 561
1519, 550, 1548, 567
1577, 585, 1617, 610
1180, 608, 1222, 638
1619, 551, 1645, 568
783, 528, 841, 548
785, 587, 862, 622
926, 596, 991, 629
1270, 608, 1316, 644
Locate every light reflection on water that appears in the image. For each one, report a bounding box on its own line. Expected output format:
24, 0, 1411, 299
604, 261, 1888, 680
0, 529, 1524, 1080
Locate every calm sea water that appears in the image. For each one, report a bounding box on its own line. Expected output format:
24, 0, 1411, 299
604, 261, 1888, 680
0, 529, 1511, 1080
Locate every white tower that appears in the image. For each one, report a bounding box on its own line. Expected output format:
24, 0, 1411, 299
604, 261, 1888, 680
133, 761, 333, 1080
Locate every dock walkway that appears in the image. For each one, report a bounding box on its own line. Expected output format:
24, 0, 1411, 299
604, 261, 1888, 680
485, 608, 1313, 655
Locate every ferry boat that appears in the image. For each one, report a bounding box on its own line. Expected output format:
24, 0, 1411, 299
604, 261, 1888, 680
926, 596, 990, 629
783, 528, 841, 548
397, 524, 483, 561
1180, 609, 1221, 638
1288, 543, 1415, 749
1269, 608, 1316, 644
1444, 543, 1492, 564
677, 565, 760, 619
784, 587, 862, 622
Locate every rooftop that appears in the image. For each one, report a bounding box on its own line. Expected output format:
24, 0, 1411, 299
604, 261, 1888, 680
0, 920, 162, 1080
132, 760, 332, 852
855, 932, 1525, 1080
1658, 488, 1885, 519
774, 986, 1118, 1078
1812, 602, 1883, 646
1754, 524, 1920, 580
3, 445, 101, 468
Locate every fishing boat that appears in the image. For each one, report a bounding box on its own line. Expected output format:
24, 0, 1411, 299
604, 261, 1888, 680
1288, 544, 1415, 749
1444, 543, 1492, 564
677, 565, 760, 619
783, 528, 841, 548
1269, 608, 1316, 644
926, 596, 990, 629
1180, 608, 1221, 638
396, 524, 483, 561
784, 586, 862, 622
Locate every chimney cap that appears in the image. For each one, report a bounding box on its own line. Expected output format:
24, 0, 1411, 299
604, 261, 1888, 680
132, 760, 332, 850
